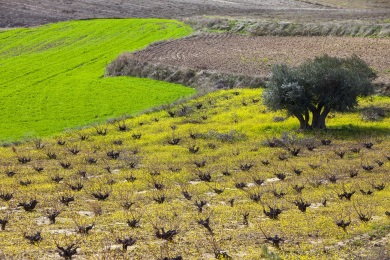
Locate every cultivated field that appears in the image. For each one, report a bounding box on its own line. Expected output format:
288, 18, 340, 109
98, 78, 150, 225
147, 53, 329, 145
118, 33, 390, 85
1, 0, 389, 28
0, 89, 389, 259
0, 19, 194, 142
0, 0, 389, 259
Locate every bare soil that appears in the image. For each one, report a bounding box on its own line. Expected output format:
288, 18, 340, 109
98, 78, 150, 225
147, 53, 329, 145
0, 0, 389, 28
126, 33, 390, 84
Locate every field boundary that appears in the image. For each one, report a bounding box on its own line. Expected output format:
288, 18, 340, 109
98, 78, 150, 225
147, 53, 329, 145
105, 54, 267, 92
106, 53, 390, 95
184, 18, 390, 37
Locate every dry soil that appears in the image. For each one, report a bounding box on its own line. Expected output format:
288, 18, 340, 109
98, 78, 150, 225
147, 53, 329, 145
0, 0, 389, 28
128, 33, 390, 84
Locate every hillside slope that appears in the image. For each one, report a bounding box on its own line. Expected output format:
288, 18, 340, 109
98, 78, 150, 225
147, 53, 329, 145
0, 19, 194, 142
0, 89, 388, 259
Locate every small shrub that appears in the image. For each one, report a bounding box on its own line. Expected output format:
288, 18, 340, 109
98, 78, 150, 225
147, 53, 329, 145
195, 200, 208, 213
52, 175, 64, 183
68, 146, 80, 155
60, 161, 72, 169
211, 130, 247, 143
20, 179, 32, 186
0, 192, 13, 201
56, 243, 79, 259
60, 195, 75, 206
0, 216, 9, 230
249, 192, 262, 202
293, 199, 311, 212
5, 170, 16, 177
85, 157, 98, 164
33, 166, 44, 173
338, 190, 355, 200
132, 133, 142, 140
117, 121, 128, 132
47, 209, 61, 224
263, 206, 282, 220
47, 152, 57, 159
92, 192, 110, 201
57, 140, 66, 146
189, 145, 200, 154
95, 127, 107, 136
18, 199, 38, 212
153, 195, 166, 204
76, 223, 95, 235
17, 156, 31, 164
196, 171, 211, 182
117, 237, 136, 251
155, 228, 178, 241
292, 184, 305, 193
198, 217, 213, 234
113, 139, 123, 145
288, 147, 300, 156
239, 162, 254, 171
127, 217, 141, 228
361, 106, 387, 121
168, 137, 181, 145
235, 182, 247, 189
272, 116, 285, 122
176, 105, 194, 117
336, 219, 351, 232
24, 231, 42, 244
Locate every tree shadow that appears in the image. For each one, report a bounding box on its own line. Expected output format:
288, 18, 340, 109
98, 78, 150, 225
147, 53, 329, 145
312, 124, 390, 139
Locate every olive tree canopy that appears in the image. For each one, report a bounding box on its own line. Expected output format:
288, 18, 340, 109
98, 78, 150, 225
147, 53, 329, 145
263, 54, 376, 129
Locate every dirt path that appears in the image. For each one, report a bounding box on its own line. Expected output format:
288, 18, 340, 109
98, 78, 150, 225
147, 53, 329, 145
0, 0, 389, 28
128, 33, 390, 84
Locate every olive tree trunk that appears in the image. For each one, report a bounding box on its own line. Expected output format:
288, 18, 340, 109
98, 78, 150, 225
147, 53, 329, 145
295, 109, 311, 130
296, 107, 330, 130
311, 107, 330, 129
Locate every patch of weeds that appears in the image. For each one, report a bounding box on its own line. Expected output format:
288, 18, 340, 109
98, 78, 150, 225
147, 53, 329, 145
210, 130, 247, 143
360, 106, 388, 121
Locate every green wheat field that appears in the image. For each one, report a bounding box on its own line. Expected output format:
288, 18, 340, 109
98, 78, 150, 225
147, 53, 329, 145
0, 19, 194, 142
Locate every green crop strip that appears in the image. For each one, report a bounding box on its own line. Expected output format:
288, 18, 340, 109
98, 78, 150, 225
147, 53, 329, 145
0, 19, 194, 142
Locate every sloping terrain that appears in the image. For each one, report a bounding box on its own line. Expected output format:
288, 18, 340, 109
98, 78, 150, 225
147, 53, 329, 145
0, 88, 389, 259
0, 19, 194, 142
108, 33, 390, 89
1, 0, 389, 28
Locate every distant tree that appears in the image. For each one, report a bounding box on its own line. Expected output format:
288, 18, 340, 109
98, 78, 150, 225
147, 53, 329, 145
263, 54, 376, 130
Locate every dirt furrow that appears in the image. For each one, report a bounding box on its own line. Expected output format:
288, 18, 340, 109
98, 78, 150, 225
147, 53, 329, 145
106, 33, 389, 94
129, 34, 390, 83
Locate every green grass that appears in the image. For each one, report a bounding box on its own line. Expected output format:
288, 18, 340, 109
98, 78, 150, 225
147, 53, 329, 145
0, 19, 194, 142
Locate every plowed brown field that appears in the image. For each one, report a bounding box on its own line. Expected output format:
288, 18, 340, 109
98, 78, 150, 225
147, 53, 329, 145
1, 0, 389, 28
129, 33, 390, 84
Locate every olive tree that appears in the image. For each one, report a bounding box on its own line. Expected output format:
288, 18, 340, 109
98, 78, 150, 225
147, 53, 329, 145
263, 54, 376, 130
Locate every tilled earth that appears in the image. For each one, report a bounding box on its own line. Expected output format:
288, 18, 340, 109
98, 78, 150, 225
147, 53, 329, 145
0, 0, 389, 28
128, 33, 390, 84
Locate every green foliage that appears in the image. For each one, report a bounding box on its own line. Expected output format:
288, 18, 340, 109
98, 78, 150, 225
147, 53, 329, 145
0, 19, 194, 141
263, 54, 377, 129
